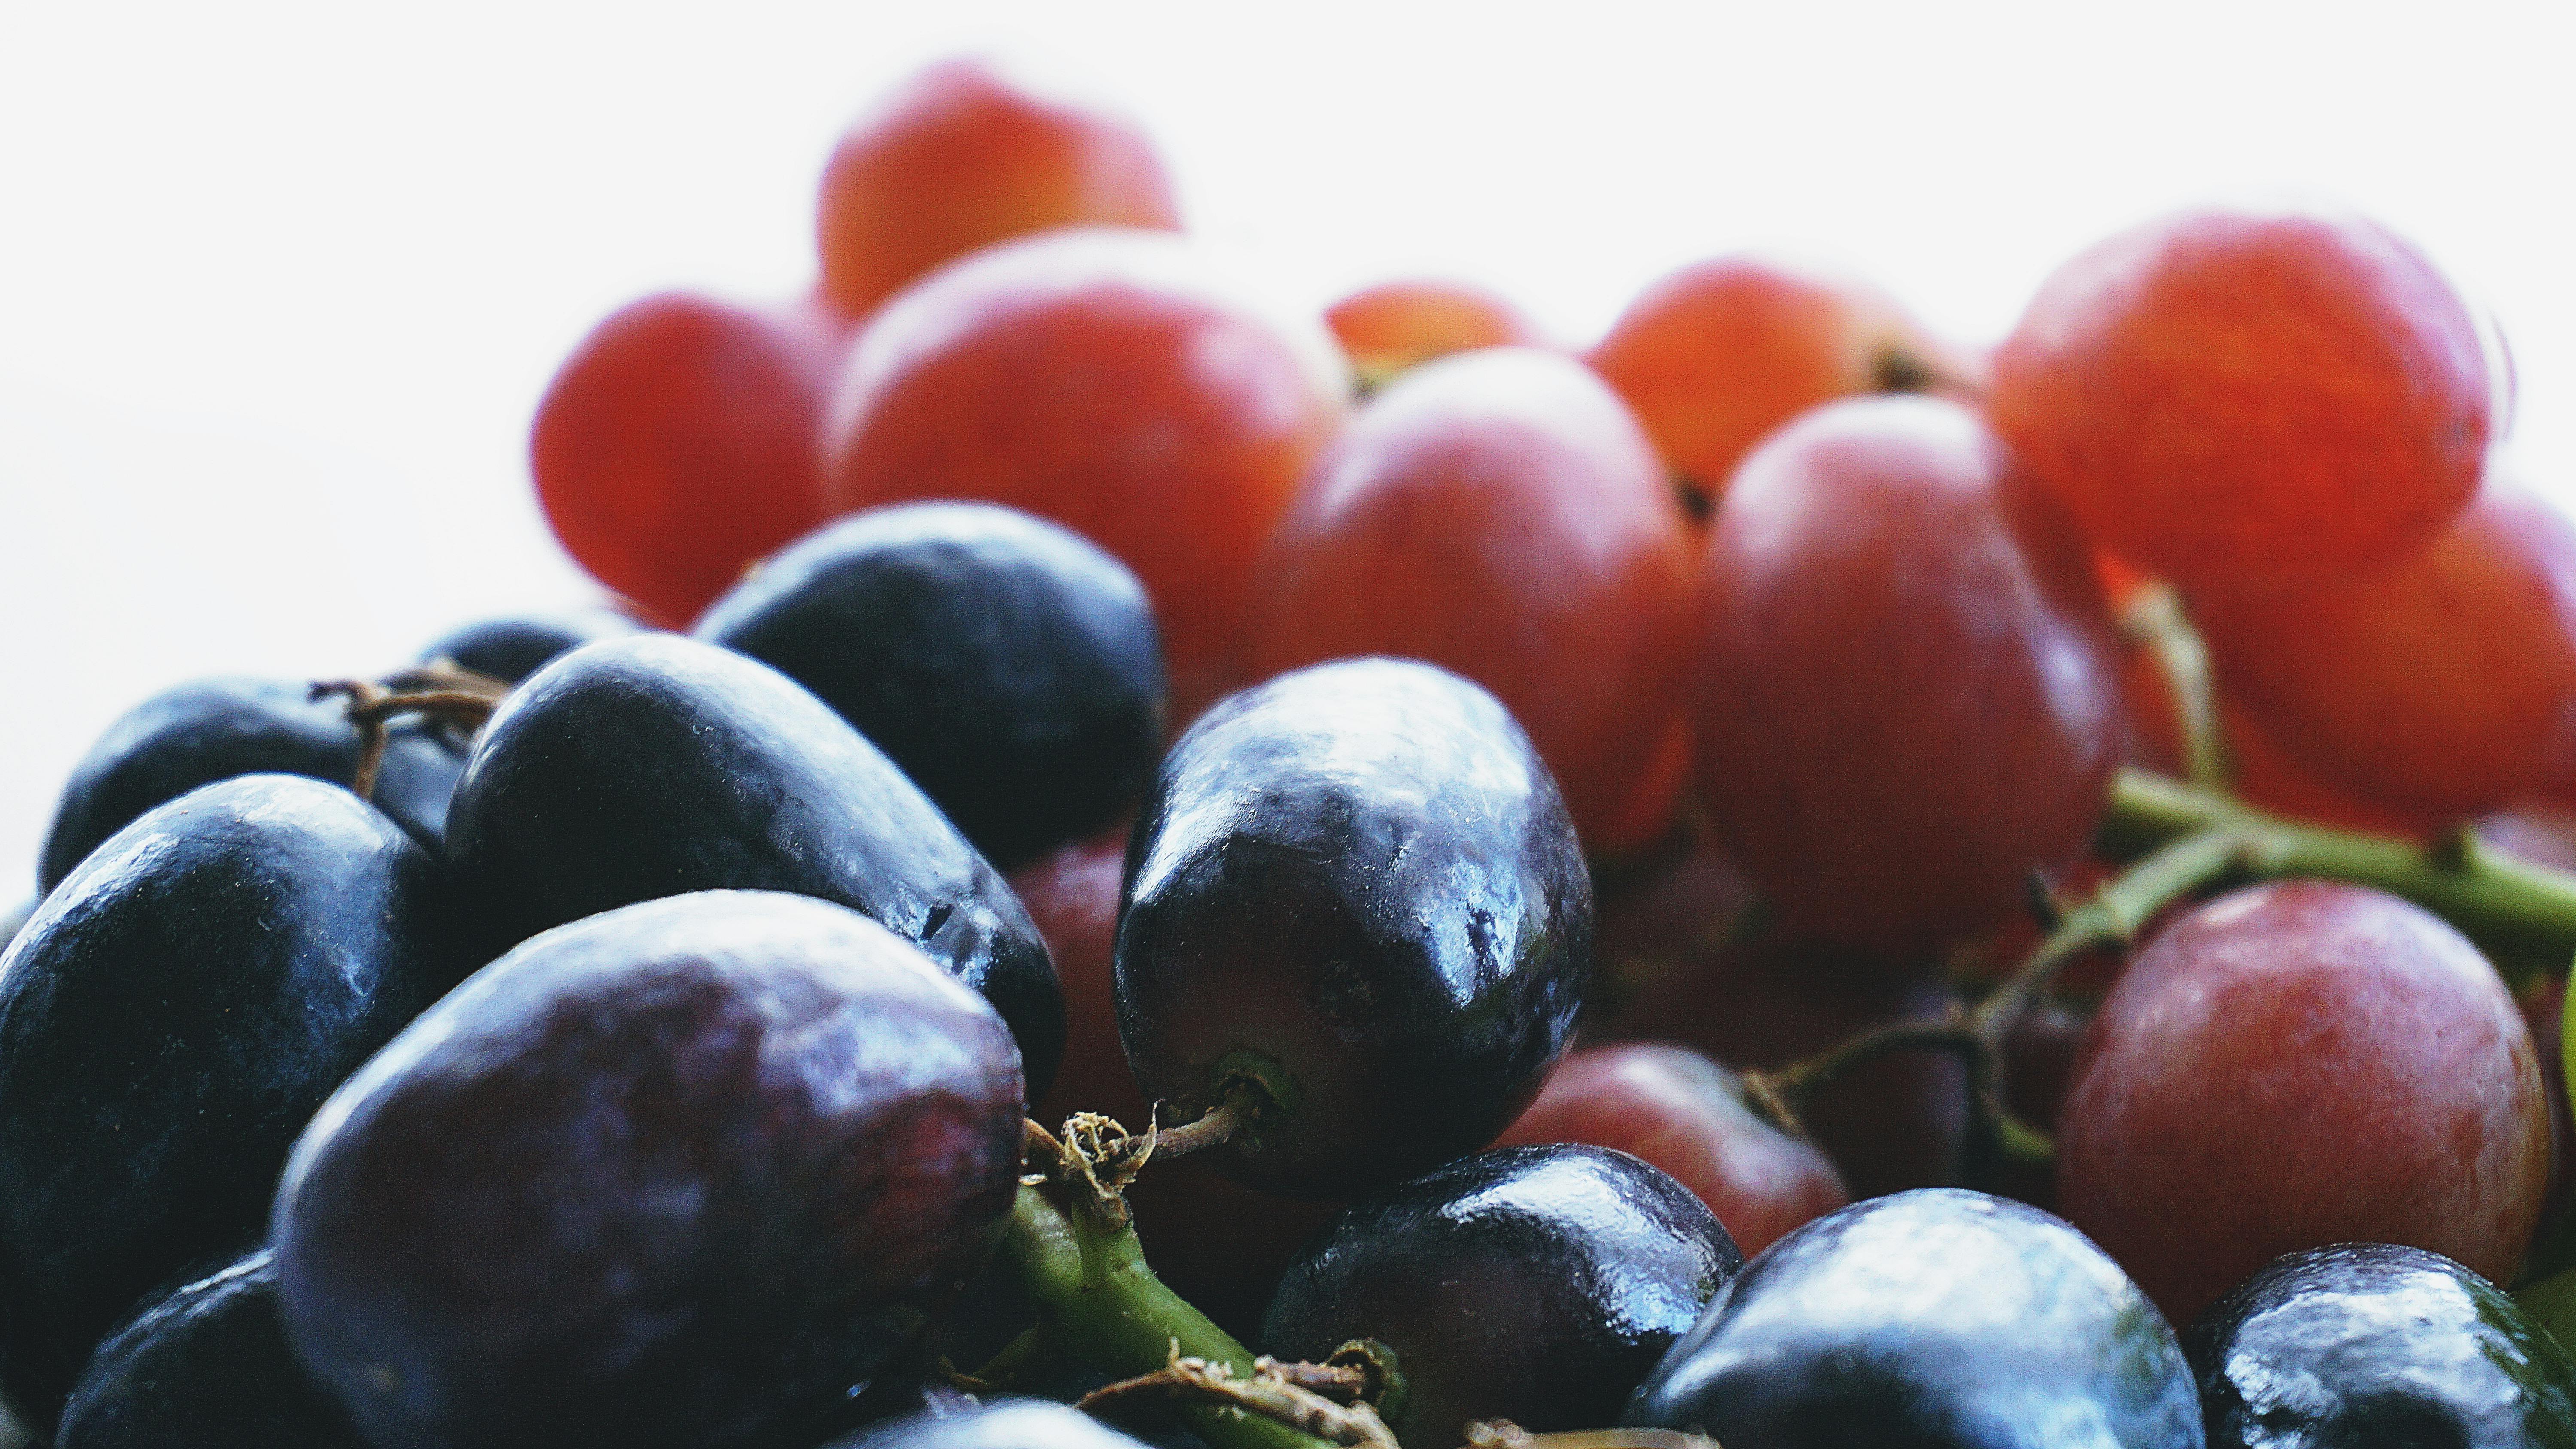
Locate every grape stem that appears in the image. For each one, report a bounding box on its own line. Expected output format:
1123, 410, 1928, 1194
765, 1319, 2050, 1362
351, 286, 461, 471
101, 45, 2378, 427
310, 664, 511, 798
2119, 582, 2230, 792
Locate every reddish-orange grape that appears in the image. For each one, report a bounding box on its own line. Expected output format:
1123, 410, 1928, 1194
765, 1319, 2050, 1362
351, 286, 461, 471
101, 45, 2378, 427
2197, 475, 2576, 817
1324, 278, 1545, 393
2057, 880, 2549, 1324
821, 228, 1350, 715
1240, 347, 1697, 852
1991, 204, 2491, 591
1587, 254, 1959, 507
1689, 394, 2123, 953
1497, 1043, 1848, 1257
816, 57, 1180, 321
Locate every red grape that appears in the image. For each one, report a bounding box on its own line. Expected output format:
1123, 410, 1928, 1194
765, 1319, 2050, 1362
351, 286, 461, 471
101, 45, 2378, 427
1587, 254, 1959, 507
2057, 880, 2549, 1322
1242, 346, 1697, 853
1497, 1043, 1847, 1256
532, 291, 844, 625
1689, 394, 2123, 953
1325, 277, 1545, 393
1991, 203, 2491, 591
2197, 473, 2576, 817
816, 57, 1180, 321
821, 228, 1350, 715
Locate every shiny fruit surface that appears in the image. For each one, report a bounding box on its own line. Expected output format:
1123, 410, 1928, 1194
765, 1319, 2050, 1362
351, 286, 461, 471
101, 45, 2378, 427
1115, 658, 1590, 1199
532, 291, 842, 626
1497, 1043, 1848, 1257
2184, 1244, 2576, 1449
1325, 277, 1544, 393
821, 227, 1349, 712
1625, 1189, 2201, 1449
2057, 880, 2550, 1323
696, 502, 1165, 870
1689, 394, 2122, 953
0, 776, 449, 1424
444, 633, 1063, 1094
1990, 204, 2491, 591
418, 607, 645, 685
826, 1398, 1154, 1449
1261, 1144, 1741, 1445
2199, 474, 2576, 817
817, 57, 1181, 321
1242, 346, 1696, 851
272, 891, 1027, 1449
1587, 253, 1954, 505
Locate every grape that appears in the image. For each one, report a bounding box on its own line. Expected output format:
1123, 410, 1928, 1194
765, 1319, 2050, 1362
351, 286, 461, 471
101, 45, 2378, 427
1990, 203, 2491, 591
1242, 346, 1697, 853
1689, 394, 2123, 953
443, 633, 1063, 1094
822, 227, 1348, 715
0, 776, 449, 1424
1115, 658, 1589, 1198
417, 608, 644, 685
272, 891, 1027, 1449
532, 291, 843, 626
696, 502, 1165, 869
825, 1399, 1154, 1449
2197, 474, 2576, 817
1625, 1190, 2201, 1449
2056, 880, 2550, 1323
1324, 277, 1544, 393
1260, 1145, 1741, 1444
2184, 1244, 2576, 1448
58, 1250, 365, 1449
817, 57, 1181, 321
1587, 253, 1958, 508
1497, 1043, 1848, 1256
40, 676, 460, 888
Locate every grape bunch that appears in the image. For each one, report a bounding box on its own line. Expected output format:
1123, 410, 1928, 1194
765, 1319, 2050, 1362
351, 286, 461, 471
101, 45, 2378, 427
12, 49, 2576, 1449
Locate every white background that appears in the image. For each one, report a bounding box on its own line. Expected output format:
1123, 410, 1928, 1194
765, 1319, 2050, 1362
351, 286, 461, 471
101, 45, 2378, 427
2, 0, 2571, 895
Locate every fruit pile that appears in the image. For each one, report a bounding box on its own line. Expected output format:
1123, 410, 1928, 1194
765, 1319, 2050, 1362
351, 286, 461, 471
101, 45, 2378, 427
15, 51, 2576, 1449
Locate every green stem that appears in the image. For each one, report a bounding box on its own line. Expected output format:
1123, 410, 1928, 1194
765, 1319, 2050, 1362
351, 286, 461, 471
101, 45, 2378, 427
2121, 582, 2230, 792
1002, 1182, 1339, 1449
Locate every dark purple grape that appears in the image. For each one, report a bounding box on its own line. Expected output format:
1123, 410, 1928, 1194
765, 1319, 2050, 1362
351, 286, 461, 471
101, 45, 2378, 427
271, 890, 1027, 1449
0, 776, 452, 1425
58, 1249, 365, 1449
1625, 1189, 2201, 1449
695, 502, 1165, 870
40, 677, 461, 889
1116, 658, 1590, 1198
826, 1398, 1152, 1449
442, 633, 1063, 1094
1261, 1144, 1740, 1444
2186, 1244, 2576, 1449
417, 607, 644, 684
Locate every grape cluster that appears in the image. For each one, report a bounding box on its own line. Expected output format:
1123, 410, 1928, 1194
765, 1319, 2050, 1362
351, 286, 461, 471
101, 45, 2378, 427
12, 50, 2576, 1449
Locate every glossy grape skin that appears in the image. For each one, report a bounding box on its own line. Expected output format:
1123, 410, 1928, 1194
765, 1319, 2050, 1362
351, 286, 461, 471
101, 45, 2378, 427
57, 1250, 365, 1449
1262, 1145, 1741, 1446
532, 291, 843, 626
2058, 881, 2550, 1324
272, 891, 1026, 1449
0, 776, 450, 1425
1498, 1043, 1847, 1257
1325, 278, 1545, 393
696, 502, 1165, 870
1115, 658, 1590, 1199
820, 227, 1350, 714
443, 633, 1062, 1095
816, 56, 1181, 321
39, 676, 459, 889
826, 1398, 1152, 1449
418, 607, 644, 685
1991, 204, 2490, 591
2197, 476, 2576, 817
2187, 1244, 2576, 1449
1625, 1189, 2202, 1449
1587, 253, 1956, 507
1242, 346, 1698, 853
1689, 394, 2123, 954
